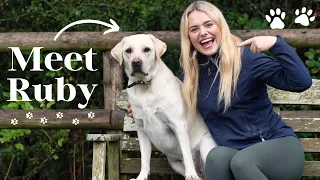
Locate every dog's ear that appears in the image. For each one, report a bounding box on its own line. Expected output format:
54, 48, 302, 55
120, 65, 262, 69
148, 34, 167, 60
111, 37, 126, 65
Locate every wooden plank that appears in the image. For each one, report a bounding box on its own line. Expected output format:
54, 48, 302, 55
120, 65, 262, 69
122, 137, 145, 152
120, 110, 320, 132
120, 153, 129, 180
108, 141, 121, 180
92, 142, 106, 180
103, 51, 123, 111
273, 106, 280, 114
121, 158, 320, 176
301, 138, 320, 153
116, 90, 129, 111
268, 79, 320, 105
121, 158, 176, 174
117, 79, 320, 110
281, 111, 320, 132
0, 109, 124, 129
121, 137, 175, 152
86, 134, 122, 142
122, 137, 320, 152
0, 29, 319, 52
103, 50, 123, 180
117, 79, 320, 109
304, 161, 320, 177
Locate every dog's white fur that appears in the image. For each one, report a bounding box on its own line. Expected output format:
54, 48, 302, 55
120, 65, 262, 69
111, 34, 217, 180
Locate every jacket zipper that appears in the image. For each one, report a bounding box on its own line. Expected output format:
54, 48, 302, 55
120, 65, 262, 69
242, 115, 266, 142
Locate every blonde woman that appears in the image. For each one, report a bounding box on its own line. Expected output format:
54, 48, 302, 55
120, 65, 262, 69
178, 1, 311, 180
128, 1, 311, 179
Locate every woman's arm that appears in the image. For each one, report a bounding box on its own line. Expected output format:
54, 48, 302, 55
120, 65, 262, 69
240, 36, 312, 92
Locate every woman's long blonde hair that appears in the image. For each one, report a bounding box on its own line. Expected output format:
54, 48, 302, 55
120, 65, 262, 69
180, 1, 242, 120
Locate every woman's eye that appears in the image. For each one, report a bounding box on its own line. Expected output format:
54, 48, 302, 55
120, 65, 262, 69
125, 48, 132, 54
144, 47, 151, 52
190, 28, 198, 32
206, 23, 213, 27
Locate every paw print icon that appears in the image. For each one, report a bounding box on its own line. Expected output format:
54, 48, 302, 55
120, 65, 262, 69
294, 7, 316, 26
265, 8, 286, 29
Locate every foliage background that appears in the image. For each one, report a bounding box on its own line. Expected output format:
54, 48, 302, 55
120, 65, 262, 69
0, 0, 319, 179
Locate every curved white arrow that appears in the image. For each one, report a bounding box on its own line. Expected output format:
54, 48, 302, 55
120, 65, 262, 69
54, 19, 119, 41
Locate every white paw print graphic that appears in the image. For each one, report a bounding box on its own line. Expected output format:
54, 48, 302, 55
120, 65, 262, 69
40, 117, 48, 124
11, 118, 18, 125
72, 118, 80, 126
294, 7, 315, 26
26, 112, 33, 119
56, 112, 63, 119
265, 8, 286, 29
88, 112, 95, 119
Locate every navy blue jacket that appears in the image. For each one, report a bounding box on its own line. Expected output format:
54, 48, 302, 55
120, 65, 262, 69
181, 36, 312, 150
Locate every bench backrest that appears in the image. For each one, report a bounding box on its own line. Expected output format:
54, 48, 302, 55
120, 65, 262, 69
116, 79, 320, 177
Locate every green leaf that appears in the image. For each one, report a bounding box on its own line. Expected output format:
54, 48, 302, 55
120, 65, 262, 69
311, 68, 319, 74
53, 154, 59, 160
40, 102, 45, 108
24, 129, 31, 135
2, 92, 10, 97
58, 138, 64, 147
15, 143, 24, 151
2, 102, 19, 110
304, 51, 314, 59
7, 102, 19, 108
306, 60, 316, 67
46, 101, 55, 109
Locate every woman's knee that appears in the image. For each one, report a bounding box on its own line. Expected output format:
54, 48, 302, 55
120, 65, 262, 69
205, 147, 238, 180
206, 146, 238, 168
229, 153, 250, 173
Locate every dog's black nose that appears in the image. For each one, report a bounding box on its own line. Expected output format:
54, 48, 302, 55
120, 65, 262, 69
132, 59, 142, 67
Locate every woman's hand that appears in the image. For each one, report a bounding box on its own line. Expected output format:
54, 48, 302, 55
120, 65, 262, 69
237, 36, 277, 53
128, 104, 133, 118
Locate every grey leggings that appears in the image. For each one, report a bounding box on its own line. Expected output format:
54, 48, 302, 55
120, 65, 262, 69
205, 136, 304, 180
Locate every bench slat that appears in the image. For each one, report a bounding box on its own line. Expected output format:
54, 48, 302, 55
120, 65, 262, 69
281, 110, 320, 119
116, 80, 320, 110
304, 161, 320, 177
281, 111, 320, 132
122, 138, 320, 153
122, 111, 320, 132
120, 158, 320, 176
268, 79, 320, 105
301, 138, 320, 152
121, 158, 175, 174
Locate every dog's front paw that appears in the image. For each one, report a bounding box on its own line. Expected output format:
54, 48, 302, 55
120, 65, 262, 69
185, 172, 201, 180
130, 173, 148, 180
130, 177, 147, 180
131, 168, 149, 180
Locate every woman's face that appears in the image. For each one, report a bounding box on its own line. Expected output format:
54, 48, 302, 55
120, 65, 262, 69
188, 10, 222, 56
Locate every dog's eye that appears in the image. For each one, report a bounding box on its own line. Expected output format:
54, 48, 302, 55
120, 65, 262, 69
143, 47, 151, 53
125, 48, 132, 54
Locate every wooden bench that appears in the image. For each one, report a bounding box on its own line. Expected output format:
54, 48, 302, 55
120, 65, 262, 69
104, 79, 320, 179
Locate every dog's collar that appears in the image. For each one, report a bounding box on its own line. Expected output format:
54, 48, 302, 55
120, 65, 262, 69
127, 80, 151, 89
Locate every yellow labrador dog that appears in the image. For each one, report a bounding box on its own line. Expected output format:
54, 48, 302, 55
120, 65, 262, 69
111, 34, 216, 180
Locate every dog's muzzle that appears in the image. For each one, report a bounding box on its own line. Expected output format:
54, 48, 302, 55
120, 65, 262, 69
130, 58, 148, 76
132, 58, 142, 68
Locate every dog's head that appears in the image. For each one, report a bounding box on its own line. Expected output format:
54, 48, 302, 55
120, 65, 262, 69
111, 34, 167, 80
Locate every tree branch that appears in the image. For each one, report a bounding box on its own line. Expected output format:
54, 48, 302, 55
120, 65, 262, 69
41, 130, 52, 143
4, 156, 14, 180
246, 0, 265, 18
